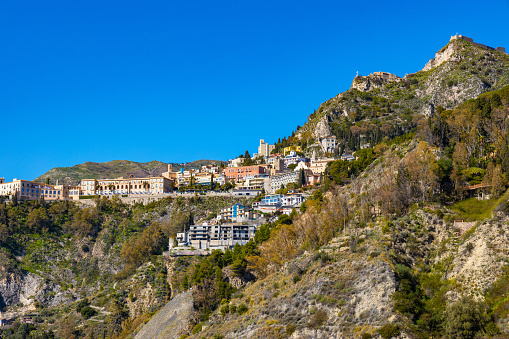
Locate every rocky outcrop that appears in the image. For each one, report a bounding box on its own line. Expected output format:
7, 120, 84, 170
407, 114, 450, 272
222, 267, 254, 289
351, 72, 402, 92
134, 291, 194, 339
313, 116, 331, 139
422, 39, 464, 71
0, 272, 23, 308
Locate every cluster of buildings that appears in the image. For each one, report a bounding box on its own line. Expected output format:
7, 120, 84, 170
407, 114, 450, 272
1, 137, 355, 202
169, 191, 307, 255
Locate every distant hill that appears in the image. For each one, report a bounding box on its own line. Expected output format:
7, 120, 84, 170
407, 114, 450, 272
35, 159, 223, 185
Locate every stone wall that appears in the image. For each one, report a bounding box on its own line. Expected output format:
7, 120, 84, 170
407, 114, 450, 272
77, 192, 237, 206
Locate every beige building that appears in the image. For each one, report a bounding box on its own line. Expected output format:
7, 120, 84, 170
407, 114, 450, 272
0, 178, 77, 201
162, 164, 179, 181
257, 139, 275, 157
79, 175, 173, 196
309, 158, 336, 175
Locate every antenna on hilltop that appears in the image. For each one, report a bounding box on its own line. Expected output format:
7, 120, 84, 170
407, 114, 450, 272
356, 71, 358, 77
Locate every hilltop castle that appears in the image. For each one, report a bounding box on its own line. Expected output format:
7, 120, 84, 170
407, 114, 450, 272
450, 34, 506, 54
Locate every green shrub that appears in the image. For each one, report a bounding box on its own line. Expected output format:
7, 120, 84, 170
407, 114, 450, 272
219, 304, 229, 316
80, 306, 97, 319
444, 296, 489, 339
76, 298, 90, 313
361, 333, 373, 339
286, 323, 297, 335
378, 323, 401, 339
308, 309, 327, 328
192, 323, 202, 334
237, 303, 248, 315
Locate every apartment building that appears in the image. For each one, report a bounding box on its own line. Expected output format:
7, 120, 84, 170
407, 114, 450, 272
283, 151, 309, 168
0, 178, 77, 201
267, 171, 298, 193
176, 222, 257, 250
252, 193, 305, 215
219, 203, 263, 221
224, 165, 268, 181
79, 176, 173, 196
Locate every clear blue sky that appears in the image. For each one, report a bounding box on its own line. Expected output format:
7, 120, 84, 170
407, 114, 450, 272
1, 0, 508, 181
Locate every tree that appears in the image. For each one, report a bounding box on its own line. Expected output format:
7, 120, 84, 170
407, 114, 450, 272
46, 177, 51, 185
444, 296, 490, 339
452, 143, 468, 169
405, 141, 439, 203
26, 207, 50, 233
483, 162, 495, 195
492, 164, 505, 198
0, 223, 9, 244
491, 93, 502, 109
297, 169, 307, 187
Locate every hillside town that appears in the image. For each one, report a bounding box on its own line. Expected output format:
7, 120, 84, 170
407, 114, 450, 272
0, 138, 355, 257
0, 138, 354, 201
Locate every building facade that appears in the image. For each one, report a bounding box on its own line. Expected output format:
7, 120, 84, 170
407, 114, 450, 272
267, 171, 299, 193
321, 136, 337, 153
224, 165, 268, 181
79, 176, 173, 196
0, 179, 77, 201
176, 223, 257, 250
257, 139, 275, 157
309, 158, 335, 174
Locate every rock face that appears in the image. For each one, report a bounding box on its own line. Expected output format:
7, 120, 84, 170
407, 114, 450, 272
134, 291, 193, 339
446, 214, 509, 297
0, 272, 23, 308
351, 72, 402, 92
313, 116, 331, 139
422, 38, 463, 71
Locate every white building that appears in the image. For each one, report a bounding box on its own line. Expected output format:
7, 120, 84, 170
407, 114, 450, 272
267, 171, 299, 193
321, 136, 337, 153
175, 222, 257, 250
283, 151, 309, 168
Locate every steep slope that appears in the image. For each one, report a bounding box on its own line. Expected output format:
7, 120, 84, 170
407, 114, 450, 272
292, 36, 509, 155
35, 159, 222, 185
134, 291, 193, 339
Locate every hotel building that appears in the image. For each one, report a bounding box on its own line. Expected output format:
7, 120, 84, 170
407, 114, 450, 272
0, 178, 77, 201
79, 176, 173, 196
